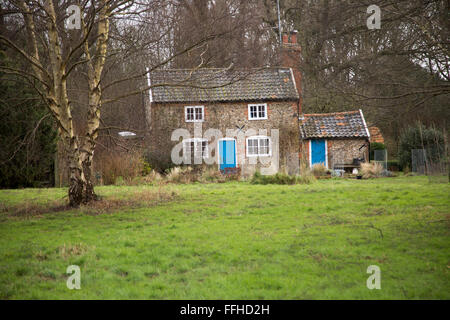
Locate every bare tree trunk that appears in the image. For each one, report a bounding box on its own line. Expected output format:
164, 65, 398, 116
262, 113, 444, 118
77, 1, 111, 205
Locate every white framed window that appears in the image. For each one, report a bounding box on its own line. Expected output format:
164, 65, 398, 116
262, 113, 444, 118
246, 136, 271, 157
183, 138, 208, 159
185, 106, 204, 122
248, 103, 267, 120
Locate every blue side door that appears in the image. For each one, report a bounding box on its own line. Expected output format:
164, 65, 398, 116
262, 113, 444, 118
311, 139, 326, 166
219, 139, 236, 171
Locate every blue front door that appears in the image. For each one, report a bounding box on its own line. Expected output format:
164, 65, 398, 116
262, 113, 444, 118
219, 139, 236, 171
311, 139, 326, 166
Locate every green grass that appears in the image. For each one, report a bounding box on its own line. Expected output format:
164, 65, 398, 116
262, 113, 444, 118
0, 176, 449, 299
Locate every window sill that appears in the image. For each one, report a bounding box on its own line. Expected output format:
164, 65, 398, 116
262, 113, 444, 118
247, 154, 271, 157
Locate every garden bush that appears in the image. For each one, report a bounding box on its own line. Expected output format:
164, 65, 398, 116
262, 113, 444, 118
398, 124, 445, 170
360, 162, 383, 178
95, 151, 145, 185
370, 142, 386, 160
251, 171, 315, 185
165, 166, 238, 184
387, 160, 402, 172
311, 163, 328, 177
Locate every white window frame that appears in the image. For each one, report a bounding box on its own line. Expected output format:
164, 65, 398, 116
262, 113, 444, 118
183, 138, 209, 159
185, 106, 204, 122
248, 103, 268, 120
246, 136, 271, 157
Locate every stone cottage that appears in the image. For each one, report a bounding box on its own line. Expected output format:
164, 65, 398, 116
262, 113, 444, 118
146, 67, 301, 176
145, 31, 372, 175
299, 110, 371, 171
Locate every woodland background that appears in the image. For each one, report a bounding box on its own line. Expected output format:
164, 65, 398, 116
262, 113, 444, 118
0, 0, 448, 188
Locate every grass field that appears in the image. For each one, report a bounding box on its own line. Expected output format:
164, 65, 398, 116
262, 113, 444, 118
0, 176, 448, 299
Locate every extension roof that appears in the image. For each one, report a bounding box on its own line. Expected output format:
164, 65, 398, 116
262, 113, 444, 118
149, 68, 299, 103
300, 110, 370, 139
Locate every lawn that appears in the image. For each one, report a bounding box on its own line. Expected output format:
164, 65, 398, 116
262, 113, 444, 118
0, 176, 448, 299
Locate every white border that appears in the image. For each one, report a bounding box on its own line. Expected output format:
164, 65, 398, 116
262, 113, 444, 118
185, 106, 205, 122
309, 139, 328, 168
359, 109, 371, 139
217, 138, 238, 170
289, 68, 299, 96
146, 67, 152, 103
246, 136, 272, 157
248, 103, 268, 120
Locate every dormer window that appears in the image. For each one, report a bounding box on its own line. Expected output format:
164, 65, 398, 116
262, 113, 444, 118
248, 104, 267, 120
185, 106, 204, 122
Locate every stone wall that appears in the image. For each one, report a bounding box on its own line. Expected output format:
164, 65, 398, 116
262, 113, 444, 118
327, 139, 369, 167
148, 101, 300, 175
299, 138, 369, 170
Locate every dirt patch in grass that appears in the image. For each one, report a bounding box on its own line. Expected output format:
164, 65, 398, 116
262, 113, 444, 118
0, 200, 69, 218
0, 189, 178, 218
79, 189, 178, 215
59, 243, 92, 259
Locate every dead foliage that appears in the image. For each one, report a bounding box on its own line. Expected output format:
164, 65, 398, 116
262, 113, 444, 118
95, 151, 145, 185
79, 189, 178, 215
311, 163, 328, 177
59, 243, 91, 259
1, 189, 178, 218
361, 162, 383, 178
165, 166, 239, 184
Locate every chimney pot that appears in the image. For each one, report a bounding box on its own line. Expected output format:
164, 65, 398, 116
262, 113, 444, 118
282, 33, 289, 44
290, 30, 298, 44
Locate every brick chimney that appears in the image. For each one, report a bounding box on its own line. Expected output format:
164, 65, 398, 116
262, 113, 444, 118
281, 30, 302, 114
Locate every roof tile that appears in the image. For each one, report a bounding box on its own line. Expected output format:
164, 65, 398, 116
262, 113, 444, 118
150, 68, 299, 103
300, 110, 369, 139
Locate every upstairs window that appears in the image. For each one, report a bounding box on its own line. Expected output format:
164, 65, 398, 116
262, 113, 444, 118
185, 106, 204, 122
248, 104, 267, 120
246, 136, 271, 157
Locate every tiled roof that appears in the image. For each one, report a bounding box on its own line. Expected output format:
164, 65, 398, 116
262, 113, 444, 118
300, 110, 370, 139
149, 68, 299, 103
369, 126, 384, 143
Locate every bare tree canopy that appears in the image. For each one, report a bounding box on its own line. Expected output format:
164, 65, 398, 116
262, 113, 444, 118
0, 0, 448, 197
0, 0, 267, 205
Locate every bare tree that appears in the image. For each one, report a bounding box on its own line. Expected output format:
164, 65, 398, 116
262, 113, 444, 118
0, 0, 265, 205
261, 0, 449, 148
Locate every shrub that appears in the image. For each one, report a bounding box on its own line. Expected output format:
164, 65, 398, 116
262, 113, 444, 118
251, 171, 315, 185
142, 159, 152, 176
370, 142, 386, 160
95, 152, 145, 185
200, 167, 227, 183
166, 166, 195, 183
398, 124, 445, 170
387, 160, 402, 172
360, 162, 383, 178
164, 166, 243, 184
311, 163, 327, 177
141, 170, 163, 185
251, 172, 296, 185
297, 173, 317, 184
299, 161, 316, 183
